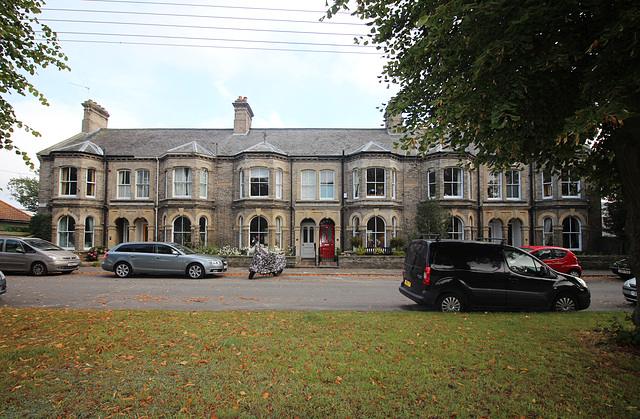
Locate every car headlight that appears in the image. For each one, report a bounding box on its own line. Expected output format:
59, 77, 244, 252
576, 277, 587, 288
50, 256, 61, 261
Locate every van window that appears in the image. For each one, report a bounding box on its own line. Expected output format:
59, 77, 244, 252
406, 242, 427, 267
5, 239, 24, 253
467, 246, 502, 272
504, 248, 544, 276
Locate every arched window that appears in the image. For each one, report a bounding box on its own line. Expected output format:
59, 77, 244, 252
563, 216, 581, 250
543, 217, 554, 245
366, 216, 386, 247
450, 216, 464, 240
392, 216, 397, 237
275, 217, 283, 248
320, 170, 335, 200
199, 216, 207, 245
238, 216, 244, 248
84, 217, 94, 250
58, 216, 75, 249
250, 216, 269, 246
352, 216, 360, 237
301, 170, 316, 200
173, 216, 191, 245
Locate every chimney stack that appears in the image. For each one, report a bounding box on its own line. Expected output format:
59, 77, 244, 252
384, 98, 403, 134
233, 96, 254, 135
81, 100, 109, 133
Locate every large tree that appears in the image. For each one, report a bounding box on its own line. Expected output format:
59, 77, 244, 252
7, 175, 38, 213
327, 1, 640, 322
1, 0, 69, 168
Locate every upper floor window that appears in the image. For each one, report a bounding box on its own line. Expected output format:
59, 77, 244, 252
506, 170, 520, 199
353, 170, 360, 199
60, 167, 77, 196
444, 167, 463, 198
427, 169, 436, 199
276, 169, 283, 199
250, 167, 269, 197
117, 170, 131, 198
366, 168, 385, 197
239, 169, 245, 198
136, 169, 150, 199
561, 172, 580, 197
320, 170, 335, 200
391, 170, 397, 199
86, 168, 96, 197
542, 171, 553, 198
301, 170, 316, 200
487, 172, 501, 199
200, 169, 208, 199
174, 167, 192, 197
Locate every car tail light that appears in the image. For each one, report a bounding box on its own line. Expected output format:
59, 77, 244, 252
423, 267, 431, 285
103, 252, 108, 258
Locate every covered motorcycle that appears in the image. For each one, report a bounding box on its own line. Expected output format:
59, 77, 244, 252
248, 245, 286, 279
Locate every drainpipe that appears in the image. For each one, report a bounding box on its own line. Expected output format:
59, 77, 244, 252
290, 158, 295, 256
155, 157, 159, 241
340, 150, 345, 255
103, 160, 109, 247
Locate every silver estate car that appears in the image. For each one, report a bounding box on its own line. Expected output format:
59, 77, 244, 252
102, 242, 228, 279
0, 237, 80, 276
0, 271, 6, 295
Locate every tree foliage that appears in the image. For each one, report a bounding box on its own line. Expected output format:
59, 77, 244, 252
29, 213, 51, 241
327, 0, 640, 325
1, 0, 69, 168
413, 199, 451, 239
7, 175, 39, 213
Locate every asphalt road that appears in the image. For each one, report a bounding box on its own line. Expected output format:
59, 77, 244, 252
0, 266, 633, 312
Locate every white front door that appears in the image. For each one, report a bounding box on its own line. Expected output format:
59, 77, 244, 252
301, 223, 315, 259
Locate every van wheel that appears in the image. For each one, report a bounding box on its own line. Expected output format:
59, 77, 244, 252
437, 293, 464, 312
114, 262, 132, 278
31, 262, 47, 276
553, 294, 578, 312
187, 263, 205, 279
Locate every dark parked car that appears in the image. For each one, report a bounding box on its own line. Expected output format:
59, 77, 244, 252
0, 237, 80, 276
400, 239, 590, 312
0, 271, 6, 295
102, 242, 228, 279
622, 277, 636, 303
612, 258, 633, 279
521, 246, 582, 277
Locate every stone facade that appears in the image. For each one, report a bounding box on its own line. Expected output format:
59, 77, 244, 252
36, 98, 601, 257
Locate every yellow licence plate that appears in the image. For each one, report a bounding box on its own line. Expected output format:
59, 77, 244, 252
404, 279, 411, 287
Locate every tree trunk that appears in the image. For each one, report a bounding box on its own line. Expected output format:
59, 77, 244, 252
611, 113, 640, 329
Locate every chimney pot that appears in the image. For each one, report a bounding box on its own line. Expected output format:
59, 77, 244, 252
233, 96, 254, 135
81, 100, 109, 133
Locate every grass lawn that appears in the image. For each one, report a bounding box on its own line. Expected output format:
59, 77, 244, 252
0, 309, 638, 418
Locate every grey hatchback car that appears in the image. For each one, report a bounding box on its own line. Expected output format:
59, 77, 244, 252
0, 237, 80, 276
102, 242, 228, 279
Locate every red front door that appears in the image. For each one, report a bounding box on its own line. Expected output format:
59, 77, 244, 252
319, 224, 335, 259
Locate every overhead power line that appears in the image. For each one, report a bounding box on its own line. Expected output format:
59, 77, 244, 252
78, 0, 328, 15
40, 18, 366, 38
43, 8, 363, 26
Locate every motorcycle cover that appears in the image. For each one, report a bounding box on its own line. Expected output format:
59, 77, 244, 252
249, 245, 286, 275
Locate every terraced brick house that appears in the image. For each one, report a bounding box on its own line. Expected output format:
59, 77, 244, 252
36, 98, 601, 259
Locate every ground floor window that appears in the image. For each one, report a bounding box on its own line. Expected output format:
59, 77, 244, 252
250, 216, 268, 246
366, 216, 386, 247
58, 216, 75, 249
173, 216, 191, 245
563, 216, 581, 250
450, 216, 464, 240
84, 217, 94, 249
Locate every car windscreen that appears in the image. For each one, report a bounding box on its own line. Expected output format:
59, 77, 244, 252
24, 239, 64, 251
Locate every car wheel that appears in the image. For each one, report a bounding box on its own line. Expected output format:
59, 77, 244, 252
31, 262, 47, 276
114, 262, 132, 278
187, 263, 204, 279
568, 269, 581, 277
553, 294, 578, 312
437, 293, 464, 312
273, 269, 283, 276
248, 270, 255, 279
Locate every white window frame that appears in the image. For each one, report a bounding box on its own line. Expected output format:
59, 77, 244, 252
250, 167, 269, 198
487, 172, 502, 199
199, 216, 207, 244
353, 170, 360, 199
60, 167, 78, 196
427, 169, 436, 199
444, 167, 463, 198
117, 169, 131, 199
200, 169, 208, 199
86, 168, 96, 198
84, 217, 94, 250
366, 168, 386, 198
174, 167, 192, 197
542, 171, 553, 199
136, 169, 150, 199
391, 170, 397, 199
239, 169, 245, 198
320, 170, 335, 200
58, 216, 75, 250
563, 216, 582, 251
561, 172, 581, 198
450, 216, 464, 240
275, 217, 283, 248
506, 170, 521, 199
543, 217, 554, 246
276, 169, 283, 199
301, 170, 316, 200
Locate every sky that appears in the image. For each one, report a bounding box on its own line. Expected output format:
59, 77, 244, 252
1, 0, 398, 211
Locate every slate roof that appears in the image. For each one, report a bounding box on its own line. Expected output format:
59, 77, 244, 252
0, 200, 31, 223
39, 127, 416, 159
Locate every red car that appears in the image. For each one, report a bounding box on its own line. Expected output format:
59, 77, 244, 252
521, 246, 582, 277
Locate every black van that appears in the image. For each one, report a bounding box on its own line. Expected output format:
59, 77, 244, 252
400, 239, 590, 312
